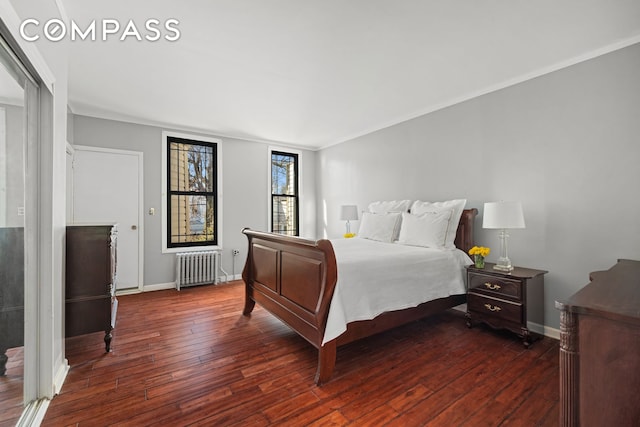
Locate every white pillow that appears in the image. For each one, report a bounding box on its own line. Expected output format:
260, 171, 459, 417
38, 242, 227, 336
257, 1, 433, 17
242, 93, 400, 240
397, 211, 452, 248
367, 200, 412, 214
410, 199, 467, 249
357, 212, 402, 243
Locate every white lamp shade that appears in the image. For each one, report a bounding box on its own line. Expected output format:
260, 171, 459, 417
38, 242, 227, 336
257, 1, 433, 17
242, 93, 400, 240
483, 201, 525, 229
340, 205, 358, 221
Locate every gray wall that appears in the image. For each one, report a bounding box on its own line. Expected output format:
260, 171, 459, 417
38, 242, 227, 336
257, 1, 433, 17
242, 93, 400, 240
72, 116, 317, 285
317, 43, 640, 330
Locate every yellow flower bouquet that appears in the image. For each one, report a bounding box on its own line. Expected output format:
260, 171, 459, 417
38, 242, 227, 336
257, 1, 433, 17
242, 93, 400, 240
468, 246, 490, 257
468, 246, 490, 268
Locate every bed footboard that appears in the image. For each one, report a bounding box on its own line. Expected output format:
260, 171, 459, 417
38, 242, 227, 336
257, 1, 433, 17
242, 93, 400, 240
241, 228, 338, 383
241, 208, 477, 385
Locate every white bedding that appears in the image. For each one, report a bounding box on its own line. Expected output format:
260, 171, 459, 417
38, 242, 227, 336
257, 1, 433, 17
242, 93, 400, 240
322, 238, 472, 344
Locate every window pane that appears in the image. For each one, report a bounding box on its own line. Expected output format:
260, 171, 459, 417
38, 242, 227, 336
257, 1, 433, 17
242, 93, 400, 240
170, 142, 214, 192
170, 195, 215, 244
189, 144, 214, 192
271, 153, 296, 195
169, 142, 189, 192
272, 195, 297, 236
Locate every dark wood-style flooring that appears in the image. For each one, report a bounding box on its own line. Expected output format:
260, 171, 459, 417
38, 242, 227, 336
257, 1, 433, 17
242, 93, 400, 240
0, 347, 24, 427
34, 281, 559, 426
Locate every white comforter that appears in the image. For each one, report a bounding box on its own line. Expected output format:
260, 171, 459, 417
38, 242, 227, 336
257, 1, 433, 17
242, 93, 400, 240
323, 238, 472, 344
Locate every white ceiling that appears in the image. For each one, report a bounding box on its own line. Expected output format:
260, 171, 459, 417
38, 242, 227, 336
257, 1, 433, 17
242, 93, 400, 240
62, 1, 640, 150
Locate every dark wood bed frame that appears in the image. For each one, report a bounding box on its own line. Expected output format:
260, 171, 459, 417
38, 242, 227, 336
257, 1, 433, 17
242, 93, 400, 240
241, 208, 478, 385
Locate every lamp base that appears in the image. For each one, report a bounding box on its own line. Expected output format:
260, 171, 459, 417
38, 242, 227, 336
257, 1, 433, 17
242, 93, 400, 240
494, 229, 514, 272
493, 257, 513, 272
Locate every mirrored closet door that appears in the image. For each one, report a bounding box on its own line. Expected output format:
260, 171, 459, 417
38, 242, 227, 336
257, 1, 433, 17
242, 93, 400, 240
0, 33, 39, 424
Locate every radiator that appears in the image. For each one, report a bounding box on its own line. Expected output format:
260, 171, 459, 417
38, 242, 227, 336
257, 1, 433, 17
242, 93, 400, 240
175, 251, 220, 290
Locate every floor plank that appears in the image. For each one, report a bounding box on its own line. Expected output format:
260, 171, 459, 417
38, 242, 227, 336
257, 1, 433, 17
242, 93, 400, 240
25, 281, 560, 426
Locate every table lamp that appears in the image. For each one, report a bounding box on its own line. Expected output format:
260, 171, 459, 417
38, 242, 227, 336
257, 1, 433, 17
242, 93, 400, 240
483, 201, 525, 272
340, 205, 358, 237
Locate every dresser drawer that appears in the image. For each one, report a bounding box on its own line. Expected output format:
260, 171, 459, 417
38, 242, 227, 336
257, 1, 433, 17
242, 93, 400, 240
467, 293, 522, 324
468, 273, 522, 300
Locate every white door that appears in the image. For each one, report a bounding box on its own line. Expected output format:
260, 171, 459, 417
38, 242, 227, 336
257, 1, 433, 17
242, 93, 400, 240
71, 146, 143, 292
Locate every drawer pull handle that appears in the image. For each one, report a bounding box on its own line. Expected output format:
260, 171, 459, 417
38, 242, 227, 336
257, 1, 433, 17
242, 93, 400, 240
484, 304, 502, 312
484, 282, 501, 290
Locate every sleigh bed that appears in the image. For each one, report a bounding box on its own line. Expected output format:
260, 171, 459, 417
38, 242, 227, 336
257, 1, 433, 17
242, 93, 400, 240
241, 207, 477, 385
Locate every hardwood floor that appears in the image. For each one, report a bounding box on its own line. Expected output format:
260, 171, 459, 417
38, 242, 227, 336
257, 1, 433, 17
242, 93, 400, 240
36, 281, 558, 426
0, 347, 24, 427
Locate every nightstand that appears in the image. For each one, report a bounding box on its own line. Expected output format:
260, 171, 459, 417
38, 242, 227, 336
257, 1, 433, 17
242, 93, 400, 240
465, 263, 547, 348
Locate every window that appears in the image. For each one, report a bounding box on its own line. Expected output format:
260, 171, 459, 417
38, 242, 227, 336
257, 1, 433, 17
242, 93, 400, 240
271, 150, 299, 236
164, 133, 220, 249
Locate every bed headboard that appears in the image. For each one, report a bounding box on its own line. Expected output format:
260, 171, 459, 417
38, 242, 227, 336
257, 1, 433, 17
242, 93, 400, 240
454, 208, 478, 254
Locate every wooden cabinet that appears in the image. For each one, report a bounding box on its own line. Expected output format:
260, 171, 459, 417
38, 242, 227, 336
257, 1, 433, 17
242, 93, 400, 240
0, 227, 24, 375
556, 259, 640, 427
65, 225, 117, 352
466, 263, 547, 347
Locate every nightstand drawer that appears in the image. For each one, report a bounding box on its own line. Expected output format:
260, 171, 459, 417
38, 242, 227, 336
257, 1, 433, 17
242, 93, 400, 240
468, 274, 521, 300
467, 293, 522, 324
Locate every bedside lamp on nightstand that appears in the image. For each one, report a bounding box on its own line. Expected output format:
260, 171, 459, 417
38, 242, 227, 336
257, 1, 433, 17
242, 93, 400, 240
483, 201, 525, 272
340, 205, 358, 238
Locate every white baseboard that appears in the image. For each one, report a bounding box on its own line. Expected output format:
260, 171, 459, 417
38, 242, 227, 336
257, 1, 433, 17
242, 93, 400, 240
545, 326, 560, 340
453, 303, 466, 312
141, 276, 242, 293
209, 274, 242, 283
143, 282, 176, 292
116, 287, 143, 296
527, 322, 560, 340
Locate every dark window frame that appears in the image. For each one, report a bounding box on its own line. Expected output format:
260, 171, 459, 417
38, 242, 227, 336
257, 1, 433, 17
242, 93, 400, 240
271, 150, 299, 236
166, 136, 218, 248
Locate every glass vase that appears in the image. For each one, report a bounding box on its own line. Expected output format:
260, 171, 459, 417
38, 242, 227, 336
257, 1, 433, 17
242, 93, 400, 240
474, 255, 485, 269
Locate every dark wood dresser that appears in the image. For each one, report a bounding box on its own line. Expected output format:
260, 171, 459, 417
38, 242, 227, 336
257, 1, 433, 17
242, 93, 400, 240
556, 259, 640, 427
66, 224, 118, 352
0, 227, 24, 375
